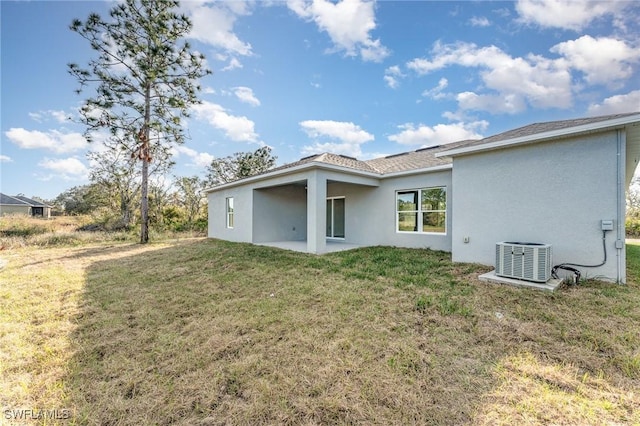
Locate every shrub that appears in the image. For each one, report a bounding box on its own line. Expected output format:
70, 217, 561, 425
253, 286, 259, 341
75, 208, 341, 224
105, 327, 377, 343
626, 217, 640, 238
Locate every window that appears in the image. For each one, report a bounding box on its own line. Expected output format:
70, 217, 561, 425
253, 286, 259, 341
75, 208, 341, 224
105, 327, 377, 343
396, 187, 446, 234
226, 197, 234, 228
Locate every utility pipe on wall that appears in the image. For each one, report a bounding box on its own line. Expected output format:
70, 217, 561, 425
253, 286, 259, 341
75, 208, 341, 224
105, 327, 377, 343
616, 129, 626, 284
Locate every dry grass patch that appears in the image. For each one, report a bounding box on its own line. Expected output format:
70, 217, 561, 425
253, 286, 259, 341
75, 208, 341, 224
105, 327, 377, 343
1, 240, 639, 425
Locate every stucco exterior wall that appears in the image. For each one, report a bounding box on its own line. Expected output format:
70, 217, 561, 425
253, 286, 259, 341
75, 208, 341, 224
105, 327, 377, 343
0, 205, 31, 216
207, 167, 452, 253
207, 186, 254, 243
325, 170, 452, 252
253, 185, 307, 242
451, 131, 623, 282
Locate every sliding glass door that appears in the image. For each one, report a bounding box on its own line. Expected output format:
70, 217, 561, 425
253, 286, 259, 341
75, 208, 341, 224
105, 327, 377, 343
326, 197, 345, 239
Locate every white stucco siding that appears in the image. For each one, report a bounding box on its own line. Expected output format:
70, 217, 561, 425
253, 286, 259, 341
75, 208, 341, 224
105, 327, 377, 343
253, 185, 307, 243
326, 181, 378, 246
207, 186, 253, 243
324, 171, 452, 251
451, 131, 623, 282
376, 171, 453, 252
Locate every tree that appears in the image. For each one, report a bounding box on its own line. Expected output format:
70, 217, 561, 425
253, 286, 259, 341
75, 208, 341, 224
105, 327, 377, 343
54, 184, 103, 215
205, 146, 277, 186
148, 176, 173, 227
174, 175, 205, 229
87, 135, 174, 229
69, 0, 210, 243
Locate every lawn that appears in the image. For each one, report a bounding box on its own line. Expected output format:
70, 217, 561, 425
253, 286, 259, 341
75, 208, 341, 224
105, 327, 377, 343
1, 237, 639, 425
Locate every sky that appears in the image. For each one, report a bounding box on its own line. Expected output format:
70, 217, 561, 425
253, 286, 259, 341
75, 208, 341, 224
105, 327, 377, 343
1, 0, 639, 200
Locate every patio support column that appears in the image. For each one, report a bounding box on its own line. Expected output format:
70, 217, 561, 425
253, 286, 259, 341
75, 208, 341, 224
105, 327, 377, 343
306, 171, 327, 254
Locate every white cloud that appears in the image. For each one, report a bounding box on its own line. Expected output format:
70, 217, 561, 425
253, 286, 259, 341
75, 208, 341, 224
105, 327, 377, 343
233, 87, 261, 107
191, 101, 260, 143
407, 41, 574, 112
515, 0, 628, 31
221, 57, 243, 72
0, 155, 12, 162
37, 157, 89, 181
469, 16, 491, 27
551, 35, 640, 87
184, 2, 253, 56
173, 145, 215, 168
287, 0, 389, 62
300, 119, 374, 157
301, 141, 365, 158
383, 75, 399, 90
422, 78, 449, 100
587, 90, 640, 116
28, 110, 69, 123
49, 110, 69, 123
300, 120, 374, 144
384, 65, 404, 89
5, 128, 88, 153
456, 92, 527, 114
386, 75, 406, 91
388, 121, 487, 147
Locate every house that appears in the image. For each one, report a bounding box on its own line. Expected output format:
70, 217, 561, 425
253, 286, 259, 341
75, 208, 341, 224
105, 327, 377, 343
206, 112, 640, 284
0, 193, 52, 218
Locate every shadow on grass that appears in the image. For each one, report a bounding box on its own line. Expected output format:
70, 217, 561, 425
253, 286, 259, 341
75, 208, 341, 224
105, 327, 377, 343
63, 239, 640, 425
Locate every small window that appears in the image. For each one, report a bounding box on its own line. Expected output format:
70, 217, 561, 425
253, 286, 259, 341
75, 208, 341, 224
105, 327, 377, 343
226, 197, 234, 228
396, 187, 446, 234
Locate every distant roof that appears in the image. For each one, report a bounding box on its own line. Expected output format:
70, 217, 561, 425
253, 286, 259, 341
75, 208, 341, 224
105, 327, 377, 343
0, 193, 50, 207
12, 195, 50, 207
0, 193, 30, 206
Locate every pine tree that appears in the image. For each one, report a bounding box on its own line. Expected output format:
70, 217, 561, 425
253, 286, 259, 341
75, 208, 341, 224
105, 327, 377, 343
69, 0, 210, 243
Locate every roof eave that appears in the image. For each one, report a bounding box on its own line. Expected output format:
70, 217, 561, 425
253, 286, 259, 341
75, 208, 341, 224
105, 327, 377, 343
436, 113, 640, 158
204, 161, 381, 193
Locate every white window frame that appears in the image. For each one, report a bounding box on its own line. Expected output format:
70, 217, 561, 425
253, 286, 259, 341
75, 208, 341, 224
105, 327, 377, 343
226, 197, 234, 229
396, 187, 447, 234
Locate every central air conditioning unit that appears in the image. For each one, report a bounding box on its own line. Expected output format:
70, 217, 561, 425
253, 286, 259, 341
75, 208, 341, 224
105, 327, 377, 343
495, 242, 552, 283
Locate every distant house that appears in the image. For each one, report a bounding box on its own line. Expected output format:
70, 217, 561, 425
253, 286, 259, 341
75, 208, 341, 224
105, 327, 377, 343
0, 193, 52, 218
206, 112, 640, 284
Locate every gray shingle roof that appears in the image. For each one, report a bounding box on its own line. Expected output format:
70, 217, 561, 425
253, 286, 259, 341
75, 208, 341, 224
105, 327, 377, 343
264, 141, 475, 178
209, 113, 640, 190
250, 152, 376, 177
12, 195, 49, 207
366, 140, 474, 173
445, 112, 639, 151
0, 193, 30, 206
0, 193, 50, 207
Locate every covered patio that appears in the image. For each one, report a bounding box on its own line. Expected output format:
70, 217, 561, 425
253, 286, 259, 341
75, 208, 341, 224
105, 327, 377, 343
251, 168, 379, 254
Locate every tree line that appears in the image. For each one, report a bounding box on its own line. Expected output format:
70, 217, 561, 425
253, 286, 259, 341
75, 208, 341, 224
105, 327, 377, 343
51, 146, 277, 232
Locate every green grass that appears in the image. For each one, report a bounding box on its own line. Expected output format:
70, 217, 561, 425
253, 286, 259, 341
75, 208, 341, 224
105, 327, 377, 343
1, 239, 639, 425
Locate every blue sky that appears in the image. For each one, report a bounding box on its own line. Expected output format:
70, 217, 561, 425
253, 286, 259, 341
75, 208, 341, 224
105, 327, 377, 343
1, 0, 639, 200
